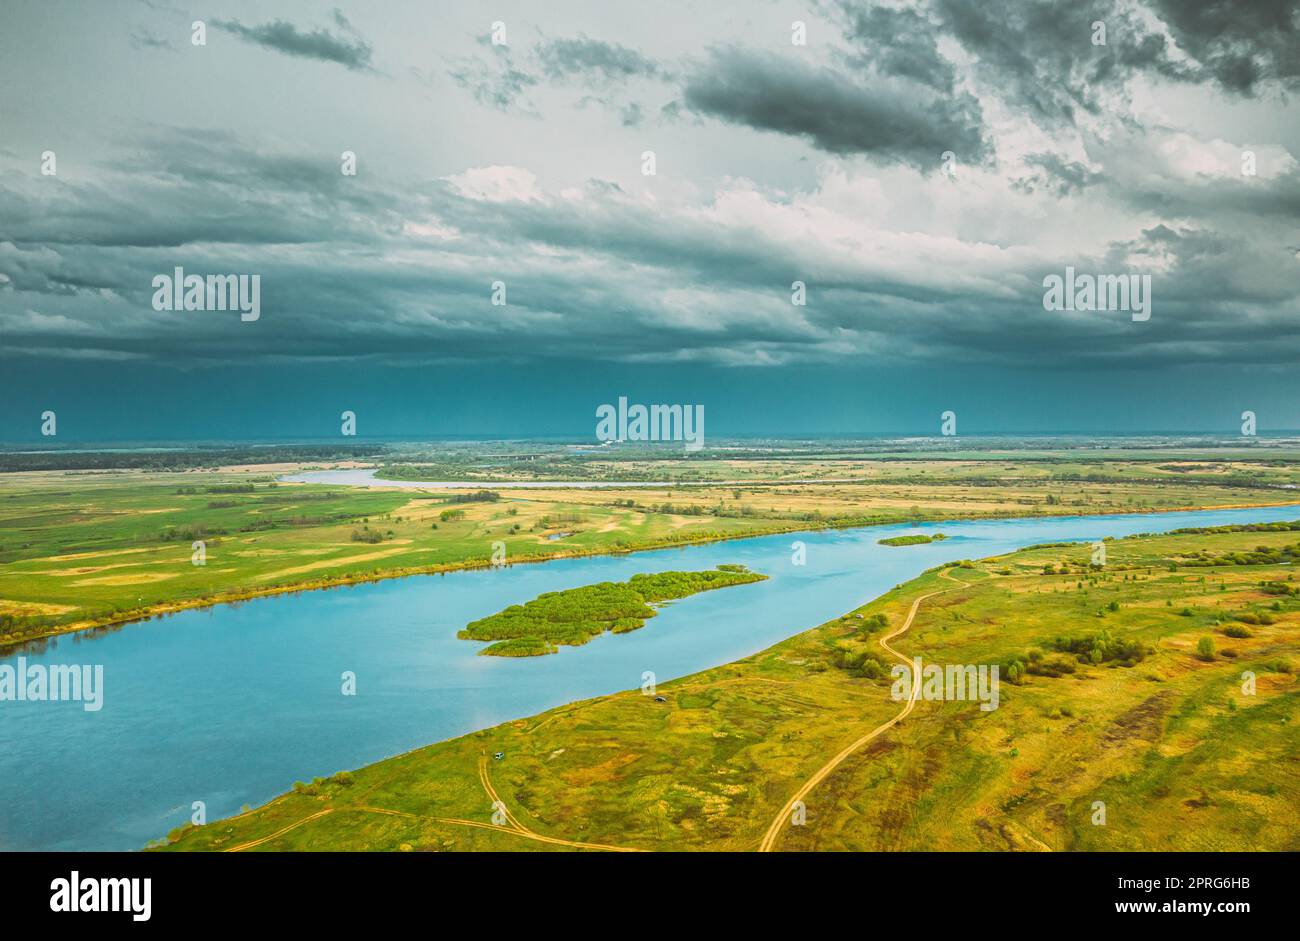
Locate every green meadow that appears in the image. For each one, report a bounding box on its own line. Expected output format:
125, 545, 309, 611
0, 470, 779, 646
161, 524, 1299, 852
4, 455, 1294, 648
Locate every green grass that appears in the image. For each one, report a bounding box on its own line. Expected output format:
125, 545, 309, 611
3, 455, 1297, 649
0, 471, 792, 646
479, 637, 559, 657
459, 567, 768, 655
161, 524, 1299, 852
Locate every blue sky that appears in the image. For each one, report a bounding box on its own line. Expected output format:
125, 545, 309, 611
2, 1, 1298, 441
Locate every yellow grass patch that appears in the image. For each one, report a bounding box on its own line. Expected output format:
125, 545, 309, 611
73, 572, 181, 586
29, 558, 179, 577
232, 547, 339, 558
251, 547, 416, 581
44, 547, 156, 563
0, 599, 78, 616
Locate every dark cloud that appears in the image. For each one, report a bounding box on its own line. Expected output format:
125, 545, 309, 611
1014, 152, 1104, 196
213, 16, 374, 71
932, 0, 1173, 125
1106, 223, 1300, 306
535, 35, 662, 83
466, 35, 663, 121
931, 0, 1297, 130
682, 47, 990, 169
2, 5, 1297, 378
5, 128, 1297, 373
619, 101, 643, 126
1115, 162, 1300, 222
1148, 0, 1300, 94
447, 44, 539, 113
837, 1, 960, 93
128, 28, 177, 53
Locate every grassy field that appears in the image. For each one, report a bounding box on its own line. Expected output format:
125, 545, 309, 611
0, 469, 775, 645
3, 455, 1297, 647
160, 524, 1299, 852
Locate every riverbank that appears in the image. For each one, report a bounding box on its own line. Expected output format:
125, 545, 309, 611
160, 520, 1300, 851
8, 494, 1300, 652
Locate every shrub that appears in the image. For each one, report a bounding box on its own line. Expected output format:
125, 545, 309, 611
1052, 631, 1147, 666
1196, 636, 1215, 661
1030, 654, 1077, 677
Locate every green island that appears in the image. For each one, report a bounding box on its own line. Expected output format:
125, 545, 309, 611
878, 533, 947, 547
460, 566, 768, 656
159, 521, 1299, 852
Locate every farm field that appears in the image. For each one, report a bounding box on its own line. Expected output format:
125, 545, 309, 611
161, 523, 1300, 852
3, 453, 1298, 647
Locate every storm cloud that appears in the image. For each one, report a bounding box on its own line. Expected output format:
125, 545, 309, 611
0, 0, 1297, 377
213, 13, 374, 71
682, 47, 990, 169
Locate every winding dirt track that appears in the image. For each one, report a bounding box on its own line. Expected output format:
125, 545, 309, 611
758, 569, 972, 852
476, 756, 646, 852
226, 757, 645, 852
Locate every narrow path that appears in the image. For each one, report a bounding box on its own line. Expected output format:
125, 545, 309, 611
223, 809, 335, 852
223, 756, 646, 852
758, 568, 972, 852
477, 755, 646, 852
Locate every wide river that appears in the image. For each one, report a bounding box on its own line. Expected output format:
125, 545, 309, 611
4, 501, 1299, 851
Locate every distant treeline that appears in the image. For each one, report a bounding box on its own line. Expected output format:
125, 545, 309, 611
0, 445, 386, 473
1166, 520, 1300, 536
445, 490, 501, 503
875, 472, 1282, 490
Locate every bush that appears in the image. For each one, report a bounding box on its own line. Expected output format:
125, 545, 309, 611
1196, 636, 1216, 661
1052, 631, 1147, 666
1222, 624, 1251, 639
1029, 654, 1077, 677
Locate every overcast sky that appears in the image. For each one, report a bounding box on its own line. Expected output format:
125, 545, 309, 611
1, 0, 1298, 440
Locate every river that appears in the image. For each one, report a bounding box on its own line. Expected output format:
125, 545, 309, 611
2, 502, 1298, 850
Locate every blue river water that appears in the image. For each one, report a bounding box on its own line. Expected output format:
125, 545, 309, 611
3, 503, 1298, 851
